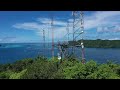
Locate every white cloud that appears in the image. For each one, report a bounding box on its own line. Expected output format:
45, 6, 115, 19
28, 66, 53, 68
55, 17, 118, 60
13, 18, 68, 41
97, 27, 110, 33
13, 22, 47, 39
109, 38, 120, 40
97, 25, 120, 33
0, 37, 17, 43
68, 11, 120, 32
84, 11, 120, 32
0, 39, 2, 41
13, 11, 120, 41
114, 25, 120, 32
37, 17, 67, 26
37, 18, 51, 24
13, 22, 42, 30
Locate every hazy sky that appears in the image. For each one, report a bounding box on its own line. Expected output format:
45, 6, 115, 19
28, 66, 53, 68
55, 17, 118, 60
0, 11, 120, 43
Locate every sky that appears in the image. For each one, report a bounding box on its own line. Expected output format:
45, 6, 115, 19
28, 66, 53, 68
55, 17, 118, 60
0, 11, 120, 43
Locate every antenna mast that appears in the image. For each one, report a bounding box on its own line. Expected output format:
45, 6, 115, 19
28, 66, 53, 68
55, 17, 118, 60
71, 11, 85, 63
72, 11, 76, 54
51, 15, 54, 60
43, 29, 45, 53
39, 28, 46, 56
80, 11, 85, 64
66, 21, 70, 43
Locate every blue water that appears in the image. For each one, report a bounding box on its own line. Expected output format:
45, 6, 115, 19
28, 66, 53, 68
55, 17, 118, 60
0, 43, 120, 64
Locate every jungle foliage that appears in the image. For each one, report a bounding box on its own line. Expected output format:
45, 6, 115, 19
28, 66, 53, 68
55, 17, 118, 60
0, 56, 120, 79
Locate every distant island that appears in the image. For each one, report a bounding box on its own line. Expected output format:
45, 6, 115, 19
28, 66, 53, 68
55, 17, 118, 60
69, 39, 120, 48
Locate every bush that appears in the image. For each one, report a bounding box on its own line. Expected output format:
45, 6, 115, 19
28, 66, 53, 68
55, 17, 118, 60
85, 60, 97, 75
9, 69, 27, 79
22, 59, 58, 79
1, 56, 120, 79
11, 58, 33, 72
87, 64, 120, 79
0, 71, 14, 79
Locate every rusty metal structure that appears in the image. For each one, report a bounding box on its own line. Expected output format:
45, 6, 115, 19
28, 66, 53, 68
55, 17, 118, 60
40, 11, 85, 63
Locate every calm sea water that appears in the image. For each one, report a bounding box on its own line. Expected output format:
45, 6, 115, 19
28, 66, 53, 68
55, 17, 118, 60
0, 43, 120, 64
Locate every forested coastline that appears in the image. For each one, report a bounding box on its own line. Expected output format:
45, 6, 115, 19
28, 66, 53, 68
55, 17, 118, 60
69, 40, 120, 48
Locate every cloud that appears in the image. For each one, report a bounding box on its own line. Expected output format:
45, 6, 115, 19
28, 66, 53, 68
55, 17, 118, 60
84, 11, 120, 32
113, 25, 120, 32
37, 18, 50, 24
97, 25, 120, 33
13, 22, 42, 30
68, 11, 120, 32
13, 17, 69, 41
37, 17, 67, 26
13, 22, 47, 39
0, 39, 2, 41
97, 27, 110, 33
13, 11, 120, 41
109, 38, 120, 40
0, 37, 17, 43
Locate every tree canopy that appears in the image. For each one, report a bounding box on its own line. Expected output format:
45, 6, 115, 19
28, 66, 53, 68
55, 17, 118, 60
0, 56, 120, 79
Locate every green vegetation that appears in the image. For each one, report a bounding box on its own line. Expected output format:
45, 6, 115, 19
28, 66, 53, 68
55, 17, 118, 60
0, 56, 120, 79
69, 40, 120, 48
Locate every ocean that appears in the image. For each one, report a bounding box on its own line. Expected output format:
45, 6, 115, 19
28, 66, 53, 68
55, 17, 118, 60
0, 43, 120, 64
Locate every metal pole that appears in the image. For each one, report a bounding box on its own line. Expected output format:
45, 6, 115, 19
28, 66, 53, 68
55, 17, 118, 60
72, 11, 75, 54
51, 16, 54, 60
80, 11, 85, 64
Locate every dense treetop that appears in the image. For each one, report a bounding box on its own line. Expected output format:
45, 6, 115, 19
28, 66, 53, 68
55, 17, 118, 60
0, 56, 120, 79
